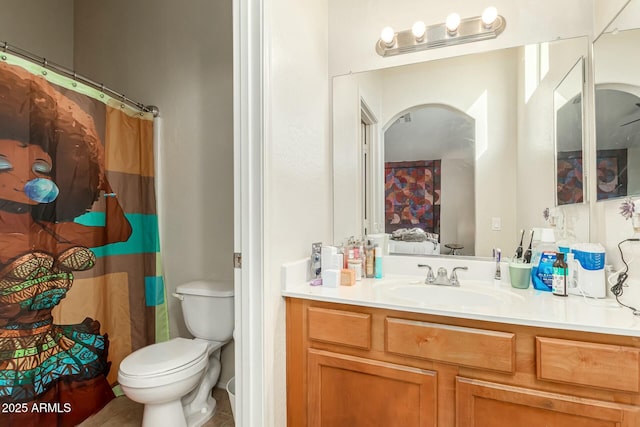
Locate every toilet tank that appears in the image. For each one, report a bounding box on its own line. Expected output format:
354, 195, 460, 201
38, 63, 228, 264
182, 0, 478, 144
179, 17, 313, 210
176, 280, 234, 342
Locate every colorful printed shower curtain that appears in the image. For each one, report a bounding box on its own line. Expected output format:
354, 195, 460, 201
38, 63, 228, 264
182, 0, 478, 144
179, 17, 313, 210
0, 54, 167, 426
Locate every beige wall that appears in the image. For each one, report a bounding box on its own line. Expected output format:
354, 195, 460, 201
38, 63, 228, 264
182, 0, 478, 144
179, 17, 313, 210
0, 0, 74, 67
73, 0, 235, 386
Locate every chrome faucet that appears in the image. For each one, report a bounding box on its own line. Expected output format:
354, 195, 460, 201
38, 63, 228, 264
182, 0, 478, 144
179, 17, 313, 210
418, 264, 468, 286
418, 264, 435, 284
449, 266, 468, 286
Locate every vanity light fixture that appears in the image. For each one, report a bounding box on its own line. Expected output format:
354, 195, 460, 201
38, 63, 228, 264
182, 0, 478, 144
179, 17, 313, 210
445, 13, 461, 34
376, 7, 506, 57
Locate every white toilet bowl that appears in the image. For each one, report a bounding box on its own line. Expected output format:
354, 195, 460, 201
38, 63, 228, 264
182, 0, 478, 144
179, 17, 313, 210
118, 338, 211, 427
118, 280, 234, 427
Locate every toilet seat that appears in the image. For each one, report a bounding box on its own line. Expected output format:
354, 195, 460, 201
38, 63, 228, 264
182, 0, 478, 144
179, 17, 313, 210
118, 338, 209, 388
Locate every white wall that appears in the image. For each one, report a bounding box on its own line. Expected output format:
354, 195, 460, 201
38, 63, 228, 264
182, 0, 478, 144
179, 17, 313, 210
264, 0, 332, 424
594, 29, 640, 87
593, 0, 630, 39
0, 0, 74, 68
516, 37, 590, 247
73, 0, 235, 386
440, 158, 475, 255
332, 72, 383, 240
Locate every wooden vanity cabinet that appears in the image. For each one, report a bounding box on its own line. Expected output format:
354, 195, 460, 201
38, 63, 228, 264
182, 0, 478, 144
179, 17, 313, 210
286, 298, 640, 426
307, 349, 437, 426
456, 377, 639, 426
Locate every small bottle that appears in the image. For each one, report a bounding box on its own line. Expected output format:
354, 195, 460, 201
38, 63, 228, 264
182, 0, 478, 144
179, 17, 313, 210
552, 252, 568, 296
365, 240, 375, 278
348, 259, 362, 281
374, 246, 383, 279
347, 248, 355, 266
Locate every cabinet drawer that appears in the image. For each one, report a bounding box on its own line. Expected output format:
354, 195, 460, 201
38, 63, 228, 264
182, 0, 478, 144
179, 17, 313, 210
386, 317, 515, 373
536, 337, 640, 393
308, 307, 371, 349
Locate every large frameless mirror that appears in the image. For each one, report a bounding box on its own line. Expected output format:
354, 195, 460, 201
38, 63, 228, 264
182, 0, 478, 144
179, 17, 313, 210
594, 0, 640, 201
333, 36, 591, 258
554, 57, 585, 206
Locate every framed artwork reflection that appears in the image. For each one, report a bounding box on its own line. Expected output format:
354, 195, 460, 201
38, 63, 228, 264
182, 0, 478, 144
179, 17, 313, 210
556, 150, 584, 205
596, 149, 627, 200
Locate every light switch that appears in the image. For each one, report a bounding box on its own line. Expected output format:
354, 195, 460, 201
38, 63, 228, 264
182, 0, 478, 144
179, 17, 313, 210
491, 217, 501, 231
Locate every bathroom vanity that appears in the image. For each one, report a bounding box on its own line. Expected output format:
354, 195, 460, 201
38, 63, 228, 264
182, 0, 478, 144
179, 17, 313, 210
283, 259, 640, 426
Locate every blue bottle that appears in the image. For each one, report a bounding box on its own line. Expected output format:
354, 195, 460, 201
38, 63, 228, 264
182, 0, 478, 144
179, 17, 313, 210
374, 246, 383, 279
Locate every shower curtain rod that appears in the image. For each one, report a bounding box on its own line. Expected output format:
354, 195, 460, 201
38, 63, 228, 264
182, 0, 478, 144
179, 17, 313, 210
1, 41, 159, 117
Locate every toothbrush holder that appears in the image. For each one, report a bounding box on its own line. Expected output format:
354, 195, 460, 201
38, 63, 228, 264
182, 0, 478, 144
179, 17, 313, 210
508, 261, 532, 289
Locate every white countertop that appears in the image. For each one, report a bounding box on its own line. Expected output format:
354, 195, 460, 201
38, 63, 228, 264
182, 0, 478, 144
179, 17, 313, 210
281, 256, 640, 337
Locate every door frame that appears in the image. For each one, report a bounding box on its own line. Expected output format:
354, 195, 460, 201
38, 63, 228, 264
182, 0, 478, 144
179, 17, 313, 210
234, 0, 265, 425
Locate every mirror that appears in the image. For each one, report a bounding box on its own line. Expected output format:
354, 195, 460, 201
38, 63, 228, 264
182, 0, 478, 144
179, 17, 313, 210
384, 105, 475, 255
594, 0, 640, 201
333, 36, 591, 258
554, 58, 585, 206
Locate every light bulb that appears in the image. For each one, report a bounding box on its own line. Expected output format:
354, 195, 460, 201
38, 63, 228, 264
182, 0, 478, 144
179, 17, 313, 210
482, 6, 498, 27
380, 26, 395, 46
411, 21, 426, 41
445, 13, 461, 33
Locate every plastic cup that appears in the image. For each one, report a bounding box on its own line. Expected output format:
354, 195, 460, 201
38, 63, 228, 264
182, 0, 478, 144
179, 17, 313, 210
509, 262, 532, 289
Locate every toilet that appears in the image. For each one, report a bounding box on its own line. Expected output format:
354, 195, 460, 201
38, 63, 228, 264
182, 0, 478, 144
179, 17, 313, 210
118, 280, 234, 427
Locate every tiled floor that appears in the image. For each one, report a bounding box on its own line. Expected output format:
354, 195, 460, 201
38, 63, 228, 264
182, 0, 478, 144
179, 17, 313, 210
78, 387, 234, 427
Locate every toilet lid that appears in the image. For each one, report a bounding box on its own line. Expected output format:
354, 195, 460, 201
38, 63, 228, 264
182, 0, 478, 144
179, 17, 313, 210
177, 280, 233, 297
119, 337, 209, 377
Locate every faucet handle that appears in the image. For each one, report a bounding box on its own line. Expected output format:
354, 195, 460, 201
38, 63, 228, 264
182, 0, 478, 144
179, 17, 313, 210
418, 264, 435, 284
450, 266, 468, 286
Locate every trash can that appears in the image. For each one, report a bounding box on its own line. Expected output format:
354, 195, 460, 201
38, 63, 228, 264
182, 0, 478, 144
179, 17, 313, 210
226, 376, 236, 422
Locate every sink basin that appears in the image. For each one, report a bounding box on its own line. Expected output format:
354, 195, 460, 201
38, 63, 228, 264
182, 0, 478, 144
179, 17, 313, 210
375, 281, 524, 308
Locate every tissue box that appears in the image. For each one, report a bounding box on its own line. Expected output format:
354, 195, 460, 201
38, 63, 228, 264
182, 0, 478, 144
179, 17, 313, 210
322, 269, 341, 288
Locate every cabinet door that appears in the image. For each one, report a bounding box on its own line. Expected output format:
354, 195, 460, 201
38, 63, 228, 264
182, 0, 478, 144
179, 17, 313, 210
308, 349, 437, 427
456, 377, 640, 427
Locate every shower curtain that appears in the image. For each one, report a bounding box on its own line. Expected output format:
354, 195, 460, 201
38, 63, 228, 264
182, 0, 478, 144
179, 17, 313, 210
0, 53, 167, 426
